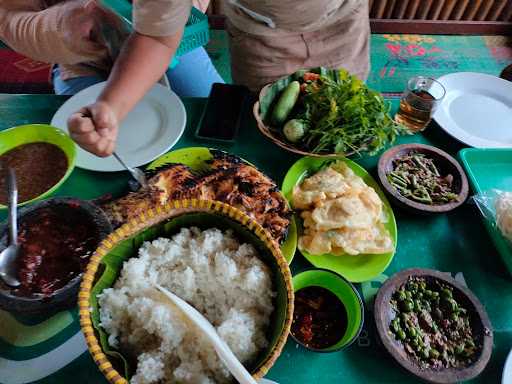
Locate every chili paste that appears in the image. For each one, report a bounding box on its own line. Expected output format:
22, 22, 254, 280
291, 286, 347, 349
0, 142, 68, 205
12, 204, 100, 297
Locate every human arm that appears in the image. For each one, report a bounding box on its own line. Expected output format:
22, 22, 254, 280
0, 0, 112, 65
67, 0, 191, 157
67, 30, 182, 156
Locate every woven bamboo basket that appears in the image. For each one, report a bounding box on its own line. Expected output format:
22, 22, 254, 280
253, 84, 344, 158
78, 199, 294, 384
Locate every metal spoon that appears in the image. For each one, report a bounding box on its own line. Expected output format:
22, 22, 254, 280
155, 284, 278, 384
76, 109, 148, 189
112, 152, 148, 189
0, 168, 20, 287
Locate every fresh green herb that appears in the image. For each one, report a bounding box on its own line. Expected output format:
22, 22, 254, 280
387, 152, 459, 205
297, 70, 403, 155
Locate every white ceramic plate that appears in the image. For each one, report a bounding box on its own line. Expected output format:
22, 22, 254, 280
504, 348, 512, 384
51, 82, 186, 172
433, 72, 512, 148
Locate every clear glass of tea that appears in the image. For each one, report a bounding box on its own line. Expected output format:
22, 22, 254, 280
395, 76, 446, 133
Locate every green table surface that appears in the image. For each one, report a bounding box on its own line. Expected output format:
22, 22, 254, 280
0, 94, 510, 384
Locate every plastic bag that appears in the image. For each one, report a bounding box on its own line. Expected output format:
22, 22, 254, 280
473, 189, 512, 243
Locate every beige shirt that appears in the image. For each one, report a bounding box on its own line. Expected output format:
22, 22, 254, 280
134, 0, 362, 37
224, 0, 361, 36
0, 0, 201, 80
0, 0, 118, 80
132, 0, 191, 37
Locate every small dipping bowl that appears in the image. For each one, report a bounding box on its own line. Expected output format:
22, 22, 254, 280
0, 197, 112, 316
291, 269, 364, 352
0, 124, 76, 209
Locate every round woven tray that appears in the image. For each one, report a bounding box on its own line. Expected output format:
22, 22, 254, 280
78, 199, 294, 384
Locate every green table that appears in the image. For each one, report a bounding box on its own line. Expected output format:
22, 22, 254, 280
0, 94, 510, 384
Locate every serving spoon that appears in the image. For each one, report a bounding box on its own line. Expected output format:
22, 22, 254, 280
154, 284, 278, 384
0, 168, 21, 287
112, 152, 148, 189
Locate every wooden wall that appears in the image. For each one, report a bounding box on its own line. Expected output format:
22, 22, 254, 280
206, 0, 512, 34
208, 0, 512, 21
369, 0, 512, 21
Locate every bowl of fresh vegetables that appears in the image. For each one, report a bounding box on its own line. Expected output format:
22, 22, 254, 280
253, 67, 403, 157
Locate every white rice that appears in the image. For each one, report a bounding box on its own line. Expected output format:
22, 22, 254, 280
98, 227, 275, 384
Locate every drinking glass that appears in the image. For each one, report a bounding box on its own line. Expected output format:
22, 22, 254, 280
395, 76, 446, 133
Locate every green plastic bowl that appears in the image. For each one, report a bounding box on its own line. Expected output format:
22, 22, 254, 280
0, 124, 76, 209
291, 269, 364, 352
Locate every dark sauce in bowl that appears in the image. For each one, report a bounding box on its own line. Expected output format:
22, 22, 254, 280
291, 286, 347, 349
0, 142, 68, 205
11, 204, 100, 297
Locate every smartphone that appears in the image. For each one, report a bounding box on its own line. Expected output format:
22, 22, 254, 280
195, 83, 250, 143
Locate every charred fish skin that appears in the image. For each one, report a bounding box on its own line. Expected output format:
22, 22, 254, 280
102, 150, 292, 244
208, 149, 244, 167
102, 188, 162, 228
149, 163, 197, 189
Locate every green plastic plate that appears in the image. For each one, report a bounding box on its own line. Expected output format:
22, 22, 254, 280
459, 148, 512, 275
282, 157, 398, 283
147, 147, 298, 264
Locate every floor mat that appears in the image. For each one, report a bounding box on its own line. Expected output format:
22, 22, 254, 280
0, 45, 53, 94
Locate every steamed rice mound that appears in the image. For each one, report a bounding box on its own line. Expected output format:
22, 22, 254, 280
98, 227, 275, 384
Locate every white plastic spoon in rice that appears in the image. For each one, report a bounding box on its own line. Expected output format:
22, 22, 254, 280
154, 284, 278, 384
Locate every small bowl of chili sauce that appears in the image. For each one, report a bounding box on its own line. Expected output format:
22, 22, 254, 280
0, 197, 112, 316
291, 269, 364, 352
0, 124, 76, 209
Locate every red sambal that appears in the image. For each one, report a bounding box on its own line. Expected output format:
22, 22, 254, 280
0, 142, 68, 205
291, 286, 348, 349
12, 204, 100, 296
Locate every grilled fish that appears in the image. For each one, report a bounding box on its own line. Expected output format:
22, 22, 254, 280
102, 151, 291, 243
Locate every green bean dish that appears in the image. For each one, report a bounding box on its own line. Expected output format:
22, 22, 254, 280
389, 277, 479, 369
387, 152, 458, 205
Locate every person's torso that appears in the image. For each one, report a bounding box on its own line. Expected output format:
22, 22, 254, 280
225, 0, 361, 35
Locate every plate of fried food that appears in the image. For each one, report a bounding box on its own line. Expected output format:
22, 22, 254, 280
282, 157, 397, 282
101, 147, 297, 263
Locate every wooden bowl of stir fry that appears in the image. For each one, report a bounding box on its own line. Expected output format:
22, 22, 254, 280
377, 143, 469, 214
374, 269, 493, 384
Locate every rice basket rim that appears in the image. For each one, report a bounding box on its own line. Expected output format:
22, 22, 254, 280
78, 198, 294, 384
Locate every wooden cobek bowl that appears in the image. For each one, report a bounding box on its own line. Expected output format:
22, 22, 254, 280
377, 143, 469, 214
374, 268, 493, 384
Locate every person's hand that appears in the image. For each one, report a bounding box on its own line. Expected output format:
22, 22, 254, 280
61, 1, 102, 50
67, 101, 119, 157
61, 0, 127, 59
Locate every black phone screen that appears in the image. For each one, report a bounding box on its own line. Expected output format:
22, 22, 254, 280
196, 83, 249, 141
